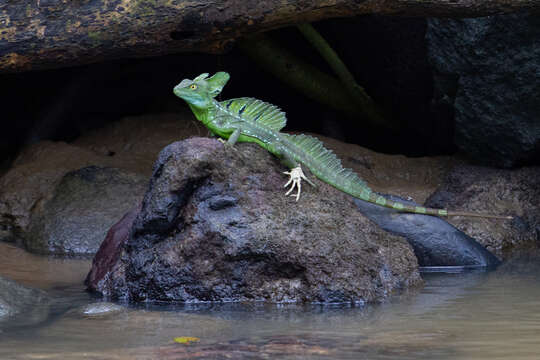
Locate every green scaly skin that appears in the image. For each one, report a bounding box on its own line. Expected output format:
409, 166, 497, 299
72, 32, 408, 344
173, 72, 512, 220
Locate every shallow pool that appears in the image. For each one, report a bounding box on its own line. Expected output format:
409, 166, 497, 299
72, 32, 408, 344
1, 242, 539, 359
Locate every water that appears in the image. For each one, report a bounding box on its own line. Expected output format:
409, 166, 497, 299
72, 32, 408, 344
1, 242, 540, 359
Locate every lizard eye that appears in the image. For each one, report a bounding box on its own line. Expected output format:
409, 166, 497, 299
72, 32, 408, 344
190, 84, 197, 90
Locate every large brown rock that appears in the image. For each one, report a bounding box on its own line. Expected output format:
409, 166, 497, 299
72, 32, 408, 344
88, 138, 422, 303
426, 164, 540, 259
0, 140, 121, 242
427, 13, 540, 168
0, 113, 199, 255
25, 166, 147, 256
2, 110, 532, 263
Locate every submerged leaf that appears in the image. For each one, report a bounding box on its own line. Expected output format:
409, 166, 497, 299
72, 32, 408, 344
174, 336, 201, 345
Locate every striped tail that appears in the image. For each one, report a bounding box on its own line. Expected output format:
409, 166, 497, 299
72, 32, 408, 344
283, 133, 512, 220
363, 192, 513, 220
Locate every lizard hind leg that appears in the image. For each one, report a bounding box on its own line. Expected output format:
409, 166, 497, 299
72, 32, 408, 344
280, 153, 315, 201
284, 166, 314, 201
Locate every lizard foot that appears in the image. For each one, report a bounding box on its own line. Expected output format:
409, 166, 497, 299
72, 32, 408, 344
283, 166, 315, 201
217, 138, 230, 146
217, 137, 238, 152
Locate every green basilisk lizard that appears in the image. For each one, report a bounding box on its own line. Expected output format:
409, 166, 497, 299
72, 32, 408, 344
173, 72, 512, 220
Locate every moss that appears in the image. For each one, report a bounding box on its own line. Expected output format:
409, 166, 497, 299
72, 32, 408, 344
0, 53, 32, 71
0, 27, 15, 41
87, 31, 103, 46
132, 0, 158, 17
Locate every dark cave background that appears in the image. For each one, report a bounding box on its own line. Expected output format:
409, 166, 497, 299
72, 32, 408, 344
0, 16, 456, 172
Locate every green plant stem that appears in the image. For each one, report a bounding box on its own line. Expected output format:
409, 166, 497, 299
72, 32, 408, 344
238, 34, 362, 117
296, 23, 392, 129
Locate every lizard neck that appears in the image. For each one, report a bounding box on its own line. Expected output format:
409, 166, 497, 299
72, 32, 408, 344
188, 103, 213, 125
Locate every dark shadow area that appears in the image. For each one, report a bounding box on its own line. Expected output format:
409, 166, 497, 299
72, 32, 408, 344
0, 16, 455, 172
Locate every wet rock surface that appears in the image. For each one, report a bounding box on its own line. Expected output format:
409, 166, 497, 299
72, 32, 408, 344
73, 302, 127, 319
355, 195, 501, 267
0, 276, 51, 330
427, 13, 540, 167
0, 113, 200, 255
426, 164, 540, 259
88, 137, 421, 303
85, 206, 140, 289
26, 166, 146, 256
0, 140, 120, 245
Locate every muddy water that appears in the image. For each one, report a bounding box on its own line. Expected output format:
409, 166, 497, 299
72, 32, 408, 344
1, 242, 540, 360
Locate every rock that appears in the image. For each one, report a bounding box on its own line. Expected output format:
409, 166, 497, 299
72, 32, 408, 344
355, 195, 501, 268
88, 137, 421, 303
25, 166, 147, 256
425, 164, 540, 259
427, 13, 540, 167
74, 302, 127, 319
0, 141, 121, 244
328, 135, 533, 261
72, 112, 203, 171
85, 206, 140, 289
0, 113, 200, 255
0, 276, 51, 329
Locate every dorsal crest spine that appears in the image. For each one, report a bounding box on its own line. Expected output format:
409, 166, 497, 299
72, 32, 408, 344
219, 97, 287, 132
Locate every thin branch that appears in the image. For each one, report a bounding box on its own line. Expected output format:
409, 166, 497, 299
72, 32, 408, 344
296, 23, 390, 129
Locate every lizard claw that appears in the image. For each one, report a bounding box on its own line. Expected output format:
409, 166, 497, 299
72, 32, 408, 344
218, 137, 238, 152
283, 166, 314, 201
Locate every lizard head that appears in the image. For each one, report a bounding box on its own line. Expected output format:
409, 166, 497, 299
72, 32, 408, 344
173, 72, 230, 109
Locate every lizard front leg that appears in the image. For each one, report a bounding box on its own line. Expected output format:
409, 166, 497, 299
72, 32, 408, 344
217, 128, 241, 147
227, 128, 241, 145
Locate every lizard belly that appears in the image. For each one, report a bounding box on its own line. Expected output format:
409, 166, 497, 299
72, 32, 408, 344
236, 133, 269, 148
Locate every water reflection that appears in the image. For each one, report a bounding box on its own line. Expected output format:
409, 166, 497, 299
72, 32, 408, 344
0, 242, 91, 289
1, 241, 540, 360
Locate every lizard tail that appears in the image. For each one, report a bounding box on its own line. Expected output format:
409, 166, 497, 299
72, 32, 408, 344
366, 192, 513, 220
280, 133, 512, 220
